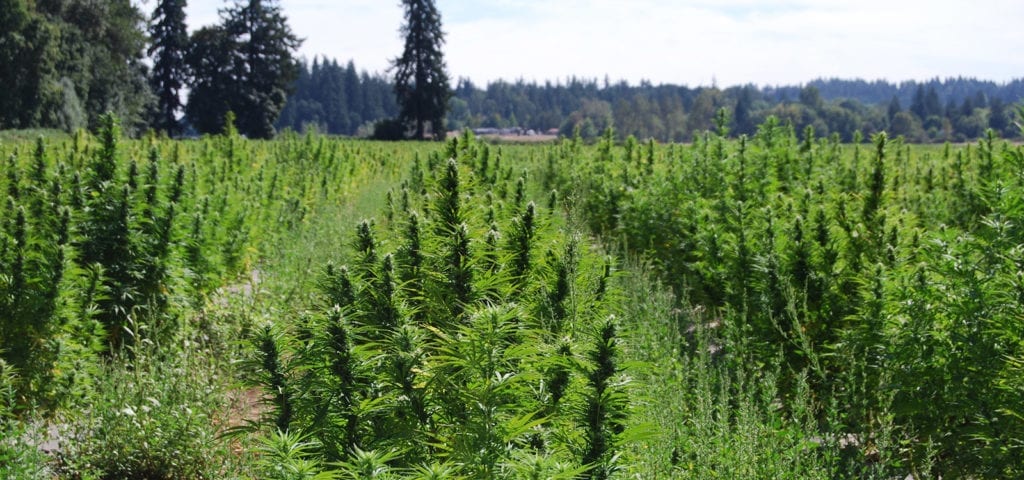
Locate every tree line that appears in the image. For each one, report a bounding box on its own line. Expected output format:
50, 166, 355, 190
274, 58, 398, 136
2, 0, 1019, 142
449, 77, 1022, 142
0, 0, 302, 138
1, 0, 153, 134
276, 0, 450, 140
1, 0, 449, 140
282, 72, 1022, 142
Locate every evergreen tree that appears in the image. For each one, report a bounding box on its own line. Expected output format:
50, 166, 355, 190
910, 84, 929, 119
972, 90, 988, 109
221, 0, 302, 138
186, 0, 299, 137
364, 71, 386, 124
989, 97, 1010, 135
733, 86, 756, 135
277, 58, 400, 135
923, 86, 942, 118
393, 0, 450, 140
345, 61, 363, 130
887, 95, 902, 123
276, 60, 1023, 142
275, 58, 313, 131
799, 85, 824, 111
322, 59, 349, 134
148, 0, 189, 136
944, 98, 958, 119
185, 25, 236, 135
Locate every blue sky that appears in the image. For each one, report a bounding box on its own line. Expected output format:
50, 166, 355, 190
184, 0, 1024, 87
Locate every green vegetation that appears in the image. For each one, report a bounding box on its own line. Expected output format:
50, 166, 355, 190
276, 58, 398, 137
3, 2, 1021, 474
283, 68, 1024, 143
0, 0, 151, 133
1, 118, 1023, 477
185, 0, 302, 138
552, 122, 1024, 477
442, 79, 1024, 143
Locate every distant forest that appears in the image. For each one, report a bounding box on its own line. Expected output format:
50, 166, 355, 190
280, 60, 1023, 143
275, 58, 399, 137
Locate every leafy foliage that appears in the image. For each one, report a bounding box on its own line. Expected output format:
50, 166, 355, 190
186, 0, 301, 137
0, 0, 152, 132
233, 133, 636, 477
55, 340, 229, 479
3, 116, 1023, 478
545, 120, 1024, 476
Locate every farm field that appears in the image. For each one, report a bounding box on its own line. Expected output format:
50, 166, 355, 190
1, 118, 1023, 478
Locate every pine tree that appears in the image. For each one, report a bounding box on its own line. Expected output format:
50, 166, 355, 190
322, 59, 349, 134
148, 0, 189, 136
393, 0, 450, 140
344, 61, 364, 130
923, 86, 942, 119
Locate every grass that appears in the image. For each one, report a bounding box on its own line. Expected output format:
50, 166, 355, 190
0, 129, 71, 144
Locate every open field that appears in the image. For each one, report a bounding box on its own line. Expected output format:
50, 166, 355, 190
1, 121, 1023, 478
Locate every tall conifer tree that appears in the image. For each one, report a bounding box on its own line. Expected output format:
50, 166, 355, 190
149, 0, 189, 136
393, 0, 450, 140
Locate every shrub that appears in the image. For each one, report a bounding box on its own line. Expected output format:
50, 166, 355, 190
55, 340, 231, 479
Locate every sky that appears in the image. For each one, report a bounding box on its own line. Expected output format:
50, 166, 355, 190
183, 0, 1024, 88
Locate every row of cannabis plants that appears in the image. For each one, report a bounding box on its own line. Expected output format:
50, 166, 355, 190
234, 130, 901, 478
0, 118, 411, 477
230, 131, 645, 478
2, 124, 644, 478
6, 118, 1021, 477
541, 119, 1024, 477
